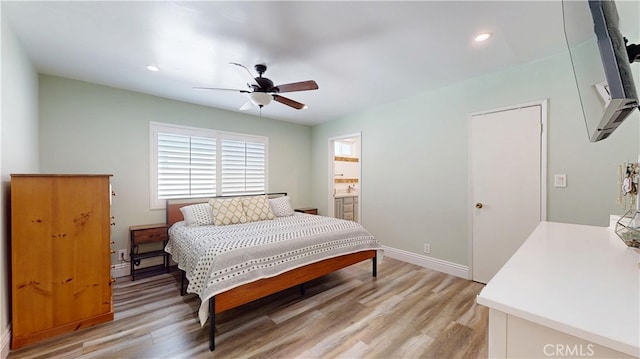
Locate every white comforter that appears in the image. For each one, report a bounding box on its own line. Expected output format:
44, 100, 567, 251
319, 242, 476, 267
165, 213, 382, 325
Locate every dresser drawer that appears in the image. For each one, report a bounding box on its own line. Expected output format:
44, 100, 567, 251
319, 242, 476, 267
131, 227, 167, 244
343, 203, 354, 213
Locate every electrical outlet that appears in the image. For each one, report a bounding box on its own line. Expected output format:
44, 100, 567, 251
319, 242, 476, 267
423, 244, 431, 254
554, 174, 567, 188
117, 249, 128, 262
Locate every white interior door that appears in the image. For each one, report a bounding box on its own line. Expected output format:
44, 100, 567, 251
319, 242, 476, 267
471, 104, 544, 284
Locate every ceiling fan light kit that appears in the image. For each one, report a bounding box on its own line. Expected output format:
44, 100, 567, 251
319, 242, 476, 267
194, 63, 318, 111
248, 92, 272, 107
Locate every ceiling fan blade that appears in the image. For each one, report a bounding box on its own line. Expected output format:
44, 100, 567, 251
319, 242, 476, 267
239, 99, 253, 111
273, 95, 306, 110
193, 87, 250, 93
273, 80, 319, 93
229, 62, 259, 87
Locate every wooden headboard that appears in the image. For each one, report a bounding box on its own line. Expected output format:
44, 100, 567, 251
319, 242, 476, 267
165, 193, 287, 227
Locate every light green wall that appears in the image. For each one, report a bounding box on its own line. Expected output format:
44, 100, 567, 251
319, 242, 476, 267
38, 75, 313, 263
0, 13, 40, 353
311, 50, 639, 266
2, 2, 639, 349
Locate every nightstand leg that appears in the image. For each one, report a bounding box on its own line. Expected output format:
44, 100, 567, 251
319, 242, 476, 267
164, 240, 169, 273
130, 250, 135, 281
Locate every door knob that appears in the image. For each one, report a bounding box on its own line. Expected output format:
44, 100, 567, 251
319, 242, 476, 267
475, 203, 483, 209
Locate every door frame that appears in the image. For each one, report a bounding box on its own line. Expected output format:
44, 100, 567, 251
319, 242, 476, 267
467, 99, 548, 280
328, 132, 362, 220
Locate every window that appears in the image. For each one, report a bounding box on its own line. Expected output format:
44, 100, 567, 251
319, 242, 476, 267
334, 140, 354, 156
150, 122, 268, 208
220, 139, 266, 196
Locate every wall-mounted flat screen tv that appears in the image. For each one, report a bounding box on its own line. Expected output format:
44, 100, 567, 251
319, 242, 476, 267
562, 0, 639, 142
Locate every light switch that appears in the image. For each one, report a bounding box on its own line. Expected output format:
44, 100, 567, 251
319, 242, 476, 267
554, 174, 567, 188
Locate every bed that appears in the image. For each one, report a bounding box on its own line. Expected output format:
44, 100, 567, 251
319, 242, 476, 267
164, 194, 382, 351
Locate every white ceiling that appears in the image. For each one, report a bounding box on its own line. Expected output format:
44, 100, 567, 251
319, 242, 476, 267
2, 1, 572, 125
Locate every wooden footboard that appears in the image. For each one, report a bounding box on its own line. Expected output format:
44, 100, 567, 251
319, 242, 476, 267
214, 250, 377, 313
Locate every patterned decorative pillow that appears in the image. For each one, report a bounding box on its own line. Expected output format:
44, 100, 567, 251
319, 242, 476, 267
180, 203, 214, 226
209, 198, 248, 226
268, 196, 295, 217
242, 195, 275, 222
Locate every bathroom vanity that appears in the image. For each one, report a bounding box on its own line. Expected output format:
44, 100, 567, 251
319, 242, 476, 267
334, 193, 358, 222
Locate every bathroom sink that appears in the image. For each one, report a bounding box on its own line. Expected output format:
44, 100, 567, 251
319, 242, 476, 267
334, 192, 358, 198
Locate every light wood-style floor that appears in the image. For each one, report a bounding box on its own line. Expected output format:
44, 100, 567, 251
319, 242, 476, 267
8, 258, 488, 358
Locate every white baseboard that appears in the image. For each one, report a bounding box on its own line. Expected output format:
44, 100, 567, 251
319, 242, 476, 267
382, 246, 470, 279
111, 262, 130, 278
1, 325, 10, 359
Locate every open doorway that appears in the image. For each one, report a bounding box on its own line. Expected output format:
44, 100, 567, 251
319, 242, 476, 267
328, 133, 361, 223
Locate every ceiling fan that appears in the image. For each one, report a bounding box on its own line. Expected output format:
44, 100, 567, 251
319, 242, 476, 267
194, 62, 319, 110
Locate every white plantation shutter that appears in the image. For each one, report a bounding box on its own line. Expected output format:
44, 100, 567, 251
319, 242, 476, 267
221, 140, 266, 196
190, 136, 217, 196
157, 133, 191, 198
157, 134, 216, 199
150, 122, 268, 208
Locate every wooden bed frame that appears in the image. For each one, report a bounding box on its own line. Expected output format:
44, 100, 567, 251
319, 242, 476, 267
165, 195, 378, 351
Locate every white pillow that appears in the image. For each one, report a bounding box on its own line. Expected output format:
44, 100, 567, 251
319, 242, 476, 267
243, 195, 275, 222
180, 203, 214, 226
268, 196, 294, 217
209, 198, 248, 226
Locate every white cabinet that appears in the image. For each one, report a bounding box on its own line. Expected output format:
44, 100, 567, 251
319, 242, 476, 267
477, 222, 639, 358
334, 196, 358, 222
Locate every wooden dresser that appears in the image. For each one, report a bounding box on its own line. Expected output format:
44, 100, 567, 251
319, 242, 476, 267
10, 174, 114, 349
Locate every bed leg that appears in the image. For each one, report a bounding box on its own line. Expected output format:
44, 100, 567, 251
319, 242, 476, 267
372, 255, 377, 277
209, 296, 216, 351
180, 270, 186, 296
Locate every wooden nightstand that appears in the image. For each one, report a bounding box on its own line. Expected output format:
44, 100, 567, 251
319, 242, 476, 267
129, 223, 169, 280
295, 207, 318, 215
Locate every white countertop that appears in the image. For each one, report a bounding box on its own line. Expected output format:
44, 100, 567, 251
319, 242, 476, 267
334, 193, 358, 198
477, 221, 640, 357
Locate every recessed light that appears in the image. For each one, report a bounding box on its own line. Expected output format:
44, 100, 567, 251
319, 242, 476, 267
146, 64, 160, 72
474, 33, 492, 42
